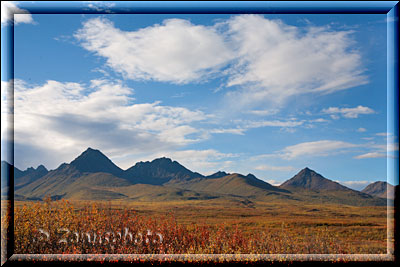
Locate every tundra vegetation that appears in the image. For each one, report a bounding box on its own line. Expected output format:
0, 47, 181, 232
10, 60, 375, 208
10, 197, 390, 255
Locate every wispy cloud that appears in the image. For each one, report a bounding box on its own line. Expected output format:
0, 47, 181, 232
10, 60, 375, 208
354, 152, 386, 159
245, 120, 304, 128
209, 128, 246, 135
322, 105, 375, 118
376, 132, 390, 136
1, 2, 34, 26
279, 140, 358, 159
207, 118, 305, 136
246, 109, 279, 116
335, 180, 370, 190
357, 127, 367, 132
265, 179, 283, 186
310, 118, 329, 123
353, 139, 399, 159
251, 140, 359, 160
255, 164, 295, 172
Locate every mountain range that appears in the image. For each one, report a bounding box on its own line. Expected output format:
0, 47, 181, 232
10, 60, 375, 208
2, 147, 392, 206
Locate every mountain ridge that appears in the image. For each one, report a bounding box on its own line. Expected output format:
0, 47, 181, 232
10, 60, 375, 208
8, 148, 389, 206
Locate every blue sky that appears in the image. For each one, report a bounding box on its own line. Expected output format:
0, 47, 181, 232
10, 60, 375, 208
1, 2, 397, 190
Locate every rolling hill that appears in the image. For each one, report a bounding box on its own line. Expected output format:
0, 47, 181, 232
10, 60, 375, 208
166, 173, 289, 198
362, 181, 394, 199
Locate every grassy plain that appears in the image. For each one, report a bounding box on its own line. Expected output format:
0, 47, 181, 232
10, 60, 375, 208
11, 198, 391, 255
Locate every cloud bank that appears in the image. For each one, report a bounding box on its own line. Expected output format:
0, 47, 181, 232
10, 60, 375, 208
4, 79, 212, 169
75, 15, 368, 110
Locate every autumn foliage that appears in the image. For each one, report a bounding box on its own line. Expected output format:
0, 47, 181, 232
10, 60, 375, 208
13, 198, 387, 254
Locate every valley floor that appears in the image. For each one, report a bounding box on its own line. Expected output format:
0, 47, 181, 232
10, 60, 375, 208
7, 199, 394, 257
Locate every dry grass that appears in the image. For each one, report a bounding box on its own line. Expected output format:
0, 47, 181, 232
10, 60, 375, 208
12, 198, 389, 254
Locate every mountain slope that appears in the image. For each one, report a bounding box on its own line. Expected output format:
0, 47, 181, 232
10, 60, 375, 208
16, 163, 132, 200
14, 165, 48, 190
167, 173, 289, 198
1, 161, 49, 191
362, 181, 394, 199
14, 149, 389, 206
280, 167, 350, 191
70, 147, 124, 177
280, 167, 386, 206
124, 157, 204, 185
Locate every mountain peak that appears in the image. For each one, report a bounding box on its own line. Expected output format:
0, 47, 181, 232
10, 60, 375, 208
124, 157, 203, 185
246, 173, 257, 180
82, 147, 102, 155
206, 171, 229, 179
362, 181, 394, 199
299, 167, 313, 173
36, 165, 48, 172
280, 168, 350, 191
70, 148, 123, 176
152, 157, 173, 163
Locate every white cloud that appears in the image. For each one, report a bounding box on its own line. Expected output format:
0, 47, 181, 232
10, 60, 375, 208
224, 15, 367, 108
255, 164, 295, 172
265, 179, 282, 186
339, 180, 370, 186
75, 15, 367, 111
246, 109, 279, 116
206, 118, 304, 137
5, 78, 209, 169
361, 137, 374, 140
335, 180, 370, 190
357, 127, 367, 132
376, 132, 390, 136
322, 105, 375, 118
1, 80, 13, 163
311, 118, 328, 123
354, 152, 386, 159
1, 2, 34, 25
245, 120, 304, 128
280, 140, 358, 159
330, 114, 340, 120
209, 128, 246, 135
74, 17, 233, 84
354, 140, 398, 160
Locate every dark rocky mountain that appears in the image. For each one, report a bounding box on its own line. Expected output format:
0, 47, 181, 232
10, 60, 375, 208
14, 165, 48, 190
1, 161, 49, 191
206, 171, 229, 179
124, 157, 204, 185
70, 147, 124, 177
362, 181, 394, 199
280, 167, 350, 191
11, 148, 388, 206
